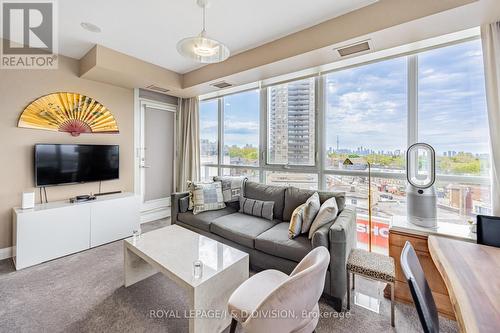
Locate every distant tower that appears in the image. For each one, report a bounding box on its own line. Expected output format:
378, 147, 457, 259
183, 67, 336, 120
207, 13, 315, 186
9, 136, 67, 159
336, 135, 339, 152
268, 79, 315, 164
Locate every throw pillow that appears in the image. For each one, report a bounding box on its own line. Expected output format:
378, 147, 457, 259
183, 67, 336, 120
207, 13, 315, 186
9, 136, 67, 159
308, 197, 339, 239
289, 203, 306, 239
179, 196, 190, 213
301, 192, 321, 234
187, 180, 195, 210
213, 176, 247, 202
239, 196, 274, 221
189, 181, 226, 215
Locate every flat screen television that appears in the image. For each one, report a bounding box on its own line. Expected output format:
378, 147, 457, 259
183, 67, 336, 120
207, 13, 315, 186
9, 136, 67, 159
35, 144, 119, 187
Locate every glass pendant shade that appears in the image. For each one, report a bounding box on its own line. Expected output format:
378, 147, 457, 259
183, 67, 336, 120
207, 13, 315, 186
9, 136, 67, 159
177, 32, 229, 63
177, 0, 230, 63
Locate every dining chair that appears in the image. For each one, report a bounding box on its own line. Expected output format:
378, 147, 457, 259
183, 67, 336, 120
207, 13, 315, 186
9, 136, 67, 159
400, 241, 439, 333
227, 246, 330, 333
477, 215, 500, 247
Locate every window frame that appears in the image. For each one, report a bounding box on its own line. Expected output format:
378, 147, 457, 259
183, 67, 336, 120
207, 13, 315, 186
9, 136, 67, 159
199, 36, 489, 202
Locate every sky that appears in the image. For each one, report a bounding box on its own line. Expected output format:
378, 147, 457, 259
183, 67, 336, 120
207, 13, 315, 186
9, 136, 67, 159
200, 39, 490, 155
200, 90, 260, 147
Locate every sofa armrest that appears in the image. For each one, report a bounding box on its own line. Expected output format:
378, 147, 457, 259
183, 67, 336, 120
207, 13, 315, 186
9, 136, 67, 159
170, 191, 189, 225
328, 206, 357, 302
311, 221, 331, 249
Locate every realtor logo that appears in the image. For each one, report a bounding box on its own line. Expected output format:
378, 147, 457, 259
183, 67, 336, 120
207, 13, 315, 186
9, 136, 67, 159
1, 0, 58, 69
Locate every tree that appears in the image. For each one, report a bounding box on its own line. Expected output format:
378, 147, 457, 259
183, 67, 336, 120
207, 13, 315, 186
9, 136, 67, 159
228, 146, 258, 161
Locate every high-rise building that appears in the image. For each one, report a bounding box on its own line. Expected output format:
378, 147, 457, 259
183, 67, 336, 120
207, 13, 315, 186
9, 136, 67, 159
268, 79, 315, 165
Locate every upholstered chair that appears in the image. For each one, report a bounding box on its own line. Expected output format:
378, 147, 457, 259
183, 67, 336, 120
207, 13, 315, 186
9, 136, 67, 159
227, 246, 330, 333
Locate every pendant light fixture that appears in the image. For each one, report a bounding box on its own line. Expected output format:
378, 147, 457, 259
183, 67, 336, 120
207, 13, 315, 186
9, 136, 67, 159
177, 0, 230, 63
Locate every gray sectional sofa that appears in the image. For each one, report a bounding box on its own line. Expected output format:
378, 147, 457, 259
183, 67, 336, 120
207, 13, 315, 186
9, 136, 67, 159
171, 181, 357, 311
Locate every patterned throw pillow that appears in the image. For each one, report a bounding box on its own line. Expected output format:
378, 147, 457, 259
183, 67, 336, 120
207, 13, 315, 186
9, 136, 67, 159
308, 197, 339, 239
239, 196, 274, 221
289, 203, 306, 239
213, 176, 247, 202
188, 181, 226, 215
301, 192, 321, 234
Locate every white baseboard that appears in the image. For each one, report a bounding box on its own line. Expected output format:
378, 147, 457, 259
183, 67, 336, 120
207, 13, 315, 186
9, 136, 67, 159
0, 246, 13, 260
140, 207, 170, 224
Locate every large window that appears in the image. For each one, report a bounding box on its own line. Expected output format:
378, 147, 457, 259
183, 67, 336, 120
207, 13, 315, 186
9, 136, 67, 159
418, 39, 491, 220
199, 37, 491, 254
325, 57, 407, 251
325, 57, 407, 173
200, 90, 260, 181
223, 90, 260, 167
200, 99, 218, 181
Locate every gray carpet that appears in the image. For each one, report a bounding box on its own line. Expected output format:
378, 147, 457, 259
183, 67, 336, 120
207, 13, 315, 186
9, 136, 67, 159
0, 219, 458, 333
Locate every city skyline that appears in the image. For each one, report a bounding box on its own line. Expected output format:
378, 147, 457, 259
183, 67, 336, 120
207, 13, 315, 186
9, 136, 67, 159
201, 137, 490, 158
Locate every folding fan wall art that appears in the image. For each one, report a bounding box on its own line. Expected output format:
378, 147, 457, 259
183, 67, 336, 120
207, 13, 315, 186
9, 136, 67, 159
18, 92, 119, 136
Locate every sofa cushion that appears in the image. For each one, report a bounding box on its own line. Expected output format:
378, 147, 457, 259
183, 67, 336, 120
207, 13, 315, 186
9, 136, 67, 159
210, 212, 277, 248
283, 187, 346, 222
177, 207, 237, 232
243, 181, 286, 221
255, 222, 312, 262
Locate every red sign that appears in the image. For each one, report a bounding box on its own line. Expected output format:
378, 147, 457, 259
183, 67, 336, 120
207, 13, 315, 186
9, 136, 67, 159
356, 215, 390, 250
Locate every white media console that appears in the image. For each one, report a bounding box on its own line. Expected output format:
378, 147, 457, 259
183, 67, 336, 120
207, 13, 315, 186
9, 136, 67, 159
13, 192, 140, 270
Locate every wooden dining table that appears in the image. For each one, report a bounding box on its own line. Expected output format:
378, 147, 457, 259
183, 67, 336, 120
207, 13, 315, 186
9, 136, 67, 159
428, 235, 500, 333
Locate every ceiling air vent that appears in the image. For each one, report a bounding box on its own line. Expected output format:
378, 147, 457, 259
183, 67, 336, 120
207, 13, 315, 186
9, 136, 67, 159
335, 40, 372, 57
210, 81, 233, 89
146, 84, 170, 94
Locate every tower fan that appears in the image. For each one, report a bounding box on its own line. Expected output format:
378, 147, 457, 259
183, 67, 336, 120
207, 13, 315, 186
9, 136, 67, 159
406, 143, 437, 228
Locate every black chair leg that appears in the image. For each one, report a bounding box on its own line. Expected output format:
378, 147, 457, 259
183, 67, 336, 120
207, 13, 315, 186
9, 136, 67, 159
229, 318, 237, 333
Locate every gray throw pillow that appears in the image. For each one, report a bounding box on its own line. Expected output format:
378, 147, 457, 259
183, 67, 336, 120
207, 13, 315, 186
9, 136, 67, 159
179, 196, 190, 213
301, 192, 321, 234
239, 196, 274, 221
308, 197, 339, 239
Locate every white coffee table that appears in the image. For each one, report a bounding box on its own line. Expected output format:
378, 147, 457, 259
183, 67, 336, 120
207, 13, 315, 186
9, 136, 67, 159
124, 225, 249, 333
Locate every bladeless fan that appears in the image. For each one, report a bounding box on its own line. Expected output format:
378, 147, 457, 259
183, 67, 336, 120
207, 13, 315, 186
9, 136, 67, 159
406, 143, 437, 228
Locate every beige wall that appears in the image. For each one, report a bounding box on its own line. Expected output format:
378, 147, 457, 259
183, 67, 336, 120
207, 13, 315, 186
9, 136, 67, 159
0, 55, 134, 249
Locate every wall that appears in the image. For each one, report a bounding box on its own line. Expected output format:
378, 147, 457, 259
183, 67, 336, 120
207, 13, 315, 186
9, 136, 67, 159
0, 55, 134, 250
138, 88, 178, 105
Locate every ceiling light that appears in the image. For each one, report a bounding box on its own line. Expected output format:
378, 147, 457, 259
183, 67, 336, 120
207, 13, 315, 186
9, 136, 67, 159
177, 0, 229, 64
80, 22, 101, 33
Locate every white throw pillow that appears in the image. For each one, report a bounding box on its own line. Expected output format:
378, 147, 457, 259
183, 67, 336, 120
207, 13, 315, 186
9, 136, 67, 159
301, 192, 321, 234
308, 197, 339, 239
289, 203, 306, 239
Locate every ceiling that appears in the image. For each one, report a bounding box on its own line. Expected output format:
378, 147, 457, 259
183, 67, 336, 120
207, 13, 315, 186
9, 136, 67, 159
54, 0, 378, 73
